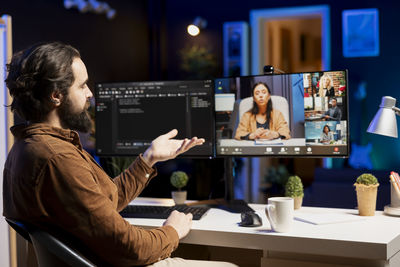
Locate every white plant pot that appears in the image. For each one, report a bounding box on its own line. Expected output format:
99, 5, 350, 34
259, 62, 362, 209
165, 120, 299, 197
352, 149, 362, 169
171, 191, 187, 205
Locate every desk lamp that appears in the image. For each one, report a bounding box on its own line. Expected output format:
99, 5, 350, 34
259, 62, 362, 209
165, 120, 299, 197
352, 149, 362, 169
367, 96, 400, 216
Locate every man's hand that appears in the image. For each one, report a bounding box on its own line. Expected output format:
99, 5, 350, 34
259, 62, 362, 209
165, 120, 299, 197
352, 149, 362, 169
142, 129, 205, 167
163, 210, 193, 239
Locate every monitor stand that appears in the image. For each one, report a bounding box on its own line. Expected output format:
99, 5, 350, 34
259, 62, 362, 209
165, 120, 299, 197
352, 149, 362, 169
190, 65, 277, 213
221, 157, 254, 213
187, 157, 254, 213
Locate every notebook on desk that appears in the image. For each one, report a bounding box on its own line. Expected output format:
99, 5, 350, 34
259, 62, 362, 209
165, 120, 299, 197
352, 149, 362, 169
295, 212, 364, 225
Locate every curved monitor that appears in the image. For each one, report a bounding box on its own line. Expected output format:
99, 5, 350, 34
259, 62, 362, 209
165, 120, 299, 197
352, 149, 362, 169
214, 70, 349, 157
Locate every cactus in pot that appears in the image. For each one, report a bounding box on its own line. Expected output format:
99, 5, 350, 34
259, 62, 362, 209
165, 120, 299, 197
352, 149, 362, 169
170, 171, 189, 205
285, 175, 304, 210
354, 173, 379, 216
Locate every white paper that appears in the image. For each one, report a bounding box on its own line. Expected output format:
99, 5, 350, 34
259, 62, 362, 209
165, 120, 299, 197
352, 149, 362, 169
295, 212, 364, 225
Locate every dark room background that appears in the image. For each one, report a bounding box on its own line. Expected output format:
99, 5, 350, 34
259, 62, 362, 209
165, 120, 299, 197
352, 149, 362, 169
2, 0, 400, 202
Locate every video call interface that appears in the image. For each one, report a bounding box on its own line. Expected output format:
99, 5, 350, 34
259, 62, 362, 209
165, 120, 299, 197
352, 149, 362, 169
95, 70, 348, 158
95, 80, 215, 157
215, 70, 348, 156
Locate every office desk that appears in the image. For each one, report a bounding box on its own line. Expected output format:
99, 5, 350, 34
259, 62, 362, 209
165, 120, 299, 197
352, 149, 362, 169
127, 198, 400, 267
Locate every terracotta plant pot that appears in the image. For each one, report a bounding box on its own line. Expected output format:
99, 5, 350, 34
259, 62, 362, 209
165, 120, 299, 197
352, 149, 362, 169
293, 196, 303, 210
355, 183, 379, 216
171, 191, 187, 205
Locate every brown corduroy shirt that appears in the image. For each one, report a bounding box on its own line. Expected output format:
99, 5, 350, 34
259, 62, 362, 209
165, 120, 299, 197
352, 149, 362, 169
3, 123, 179, 266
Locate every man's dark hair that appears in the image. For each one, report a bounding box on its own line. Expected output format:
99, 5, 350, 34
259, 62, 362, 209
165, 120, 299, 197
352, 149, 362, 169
6, 42, 80, 121
251, 82, 273, 125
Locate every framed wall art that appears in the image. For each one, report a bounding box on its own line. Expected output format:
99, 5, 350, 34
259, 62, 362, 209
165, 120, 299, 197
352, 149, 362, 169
342, 8, 380, 57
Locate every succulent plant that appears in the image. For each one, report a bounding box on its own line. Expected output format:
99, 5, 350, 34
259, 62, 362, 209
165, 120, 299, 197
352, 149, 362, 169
285, 175, 304, 198
170, 171, 189, 191
355, 173, 378, 186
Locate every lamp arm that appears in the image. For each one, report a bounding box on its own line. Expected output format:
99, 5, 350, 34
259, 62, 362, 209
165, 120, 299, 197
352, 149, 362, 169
392, 106, 400, 116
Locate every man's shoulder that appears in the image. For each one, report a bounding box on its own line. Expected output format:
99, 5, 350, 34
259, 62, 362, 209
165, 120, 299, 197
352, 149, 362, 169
4, 131, 82, 191
14, 133, 78, 162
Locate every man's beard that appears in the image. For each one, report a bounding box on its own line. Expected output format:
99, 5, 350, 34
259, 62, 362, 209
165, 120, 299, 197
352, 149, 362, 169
57, 97, 92, 133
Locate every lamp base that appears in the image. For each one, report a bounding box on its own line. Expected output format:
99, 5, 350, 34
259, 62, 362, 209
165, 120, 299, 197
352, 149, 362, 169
384, 205, 400, 216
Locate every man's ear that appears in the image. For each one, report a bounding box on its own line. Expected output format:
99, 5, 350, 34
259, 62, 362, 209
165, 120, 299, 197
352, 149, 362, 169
50, 92, 63, 107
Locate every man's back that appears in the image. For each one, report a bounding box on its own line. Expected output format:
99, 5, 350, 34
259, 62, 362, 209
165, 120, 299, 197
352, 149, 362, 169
3, 123, 82, 220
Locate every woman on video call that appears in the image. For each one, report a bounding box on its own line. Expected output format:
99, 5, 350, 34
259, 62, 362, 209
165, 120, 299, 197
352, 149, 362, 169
318, 74, 335, 97
234, 82, 290, 140
320, 125, 334, 144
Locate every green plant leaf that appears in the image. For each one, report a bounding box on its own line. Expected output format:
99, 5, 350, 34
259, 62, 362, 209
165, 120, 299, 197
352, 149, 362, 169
285, 175, 304, 197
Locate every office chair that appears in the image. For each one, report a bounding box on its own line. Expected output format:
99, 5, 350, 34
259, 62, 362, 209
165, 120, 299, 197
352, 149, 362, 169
230, 96, 290, 137
5, 218, 97, 267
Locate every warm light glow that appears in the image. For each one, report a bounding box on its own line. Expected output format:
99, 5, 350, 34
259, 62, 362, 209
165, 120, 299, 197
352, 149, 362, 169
187, 24, 200, 36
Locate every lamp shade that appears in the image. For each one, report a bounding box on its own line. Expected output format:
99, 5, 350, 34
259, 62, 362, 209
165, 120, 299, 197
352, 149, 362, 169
367, 96, 398, 138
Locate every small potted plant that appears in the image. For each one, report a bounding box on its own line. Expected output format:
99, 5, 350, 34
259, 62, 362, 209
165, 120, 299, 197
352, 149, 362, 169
354, 173, 379, 216
285, 175, 304, 210
170, 171, 189, 205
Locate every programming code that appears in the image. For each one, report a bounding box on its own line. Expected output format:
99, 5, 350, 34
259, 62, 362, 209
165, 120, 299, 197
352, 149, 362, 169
95, 80, 214, 157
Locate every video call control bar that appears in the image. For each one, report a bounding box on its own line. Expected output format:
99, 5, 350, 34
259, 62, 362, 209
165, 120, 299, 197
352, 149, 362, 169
218, 145, 347, 156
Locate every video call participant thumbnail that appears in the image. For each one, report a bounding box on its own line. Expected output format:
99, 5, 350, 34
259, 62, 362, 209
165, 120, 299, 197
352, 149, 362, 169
324, 98, 342, 121
234, 82, 290, 140
320, 124, 334, 144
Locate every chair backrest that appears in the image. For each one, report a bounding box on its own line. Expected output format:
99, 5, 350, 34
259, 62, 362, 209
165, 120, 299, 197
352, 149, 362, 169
238, 96, 290, 125
6, 218, 31, 243
5, 218, 97, 267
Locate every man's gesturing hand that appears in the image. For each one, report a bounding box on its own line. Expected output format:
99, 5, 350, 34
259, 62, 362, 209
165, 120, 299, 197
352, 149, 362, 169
163, 210, 193, 239
143, 129, 205, 167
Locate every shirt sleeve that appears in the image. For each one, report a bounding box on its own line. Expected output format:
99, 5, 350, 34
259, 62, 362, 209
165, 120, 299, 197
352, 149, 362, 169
234, 113, 252, 140
337, 108, 342, 120
271, 110, 291, 139
111, 154, 157, 211
37, 152, 179, 266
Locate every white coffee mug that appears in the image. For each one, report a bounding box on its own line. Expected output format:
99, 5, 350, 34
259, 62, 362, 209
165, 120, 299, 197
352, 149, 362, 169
265, 197, 294, 233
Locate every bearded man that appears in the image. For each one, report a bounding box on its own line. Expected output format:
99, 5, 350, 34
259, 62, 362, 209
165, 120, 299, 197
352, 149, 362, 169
3, 42, 236, 267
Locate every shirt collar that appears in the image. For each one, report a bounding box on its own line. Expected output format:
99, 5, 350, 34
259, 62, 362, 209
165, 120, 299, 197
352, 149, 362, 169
11, 123, 83, 150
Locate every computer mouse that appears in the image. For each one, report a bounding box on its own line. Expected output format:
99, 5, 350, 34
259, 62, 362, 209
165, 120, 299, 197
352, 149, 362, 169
239, 211, 262, 227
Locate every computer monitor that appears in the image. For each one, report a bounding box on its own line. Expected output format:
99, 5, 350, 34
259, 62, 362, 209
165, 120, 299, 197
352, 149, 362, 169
214, 70, 349, 157
95, 80, 215, 157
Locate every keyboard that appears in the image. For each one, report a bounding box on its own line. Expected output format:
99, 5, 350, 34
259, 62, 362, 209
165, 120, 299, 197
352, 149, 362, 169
120, 204, 210, 220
